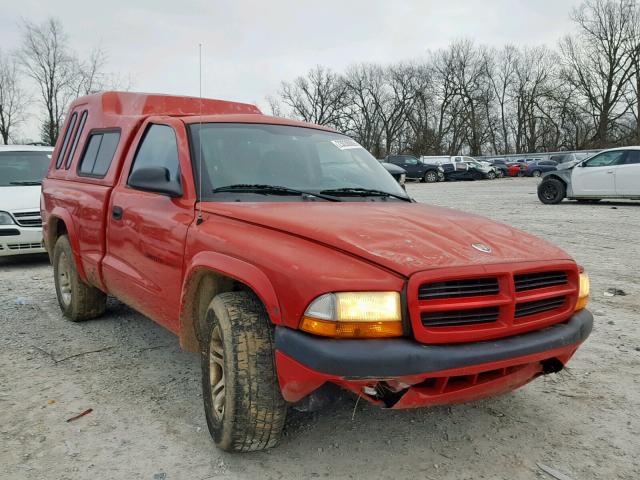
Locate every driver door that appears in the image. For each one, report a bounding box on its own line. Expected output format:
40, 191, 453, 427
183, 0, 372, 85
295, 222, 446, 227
571, 150, 626, 196
102, 119, 196, 331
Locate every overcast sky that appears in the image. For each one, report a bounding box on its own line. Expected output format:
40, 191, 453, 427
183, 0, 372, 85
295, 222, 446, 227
2, 0, 582, 141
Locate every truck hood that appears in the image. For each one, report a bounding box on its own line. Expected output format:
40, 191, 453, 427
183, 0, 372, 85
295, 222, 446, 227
0, 185, 41, 213
201, 202, 571, 277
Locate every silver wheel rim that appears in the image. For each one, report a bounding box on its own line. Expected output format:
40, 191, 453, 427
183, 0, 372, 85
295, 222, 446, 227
209, 326, 225, 420
57, 251, 72, 307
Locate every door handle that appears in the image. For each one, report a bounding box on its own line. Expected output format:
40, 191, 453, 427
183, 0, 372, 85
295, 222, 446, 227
112, 206, 123, 220
606, 170, 614, 174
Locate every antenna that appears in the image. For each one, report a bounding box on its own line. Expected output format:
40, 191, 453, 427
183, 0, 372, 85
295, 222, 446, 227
196, 42, 204, 225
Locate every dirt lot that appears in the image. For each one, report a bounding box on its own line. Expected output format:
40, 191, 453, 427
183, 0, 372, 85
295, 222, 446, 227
1, 177, 638, 480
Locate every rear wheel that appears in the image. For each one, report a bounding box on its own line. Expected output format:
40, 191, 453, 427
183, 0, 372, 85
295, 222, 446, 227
201, 291, 287, 452
424, 170, 438, 183
532, 170, 542, 177
537, 178, 566, 204
53, 235, 106, 321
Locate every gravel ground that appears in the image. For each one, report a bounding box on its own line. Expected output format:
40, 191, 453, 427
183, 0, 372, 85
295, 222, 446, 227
1, 177, 638, 480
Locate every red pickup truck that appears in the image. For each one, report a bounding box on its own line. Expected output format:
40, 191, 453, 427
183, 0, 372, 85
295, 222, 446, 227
41, 92, 592, 452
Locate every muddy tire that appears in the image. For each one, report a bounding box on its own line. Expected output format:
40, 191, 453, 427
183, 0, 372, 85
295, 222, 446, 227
201, 291, 286, 452
537, 178, 566, 204
53, 235, 106, 321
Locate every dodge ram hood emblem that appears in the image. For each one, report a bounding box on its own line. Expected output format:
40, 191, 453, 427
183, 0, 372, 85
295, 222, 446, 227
472, 243, 492, 253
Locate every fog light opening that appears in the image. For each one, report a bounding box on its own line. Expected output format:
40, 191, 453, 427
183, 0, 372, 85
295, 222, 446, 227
541, 358, 564, 375
362, 382, 408, 408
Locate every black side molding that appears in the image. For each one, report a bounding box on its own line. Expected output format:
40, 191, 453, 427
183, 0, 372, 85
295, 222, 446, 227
275, 309, 593, 378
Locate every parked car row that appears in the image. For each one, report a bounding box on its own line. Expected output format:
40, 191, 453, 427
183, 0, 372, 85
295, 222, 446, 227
384, 154, 500, 182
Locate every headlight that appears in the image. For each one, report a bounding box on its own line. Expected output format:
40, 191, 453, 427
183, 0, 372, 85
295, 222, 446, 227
399, 173, 406, 185
575, 272, 589, 311
0, 211, 15, 225
300, 292, 403, 338
438, 166, 444, 172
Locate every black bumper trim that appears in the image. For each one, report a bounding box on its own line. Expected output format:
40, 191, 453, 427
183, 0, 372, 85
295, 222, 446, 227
275, 309, 593, 378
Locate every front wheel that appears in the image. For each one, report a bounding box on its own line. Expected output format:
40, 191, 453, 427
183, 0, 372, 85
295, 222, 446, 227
537, 178, 566, 204
486, 171, 496, 180
201, 291, 287, 452
424, 170, 439, 183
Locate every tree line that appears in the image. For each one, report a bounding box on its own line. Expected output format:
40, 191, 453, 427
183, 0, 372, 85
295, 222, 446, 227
272, 0, 640, 157
0, 18, 126, 145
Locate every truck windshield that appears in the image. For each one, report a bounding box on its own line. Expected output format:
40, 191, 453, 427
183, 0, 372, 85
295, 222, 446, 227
0, 151, 52, 186
189, 123, 408, 201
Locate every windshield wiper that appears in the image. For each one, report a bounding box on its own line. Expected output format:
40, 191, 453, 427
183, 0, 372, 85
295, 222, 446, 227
212, 184, 341, 202
320, 187, 411, 202
9, 181, 42, 186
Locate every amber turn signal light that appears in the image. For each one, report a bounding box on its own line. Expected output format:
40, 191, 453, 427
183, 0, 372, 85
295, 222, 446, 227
300, 317, 403, 338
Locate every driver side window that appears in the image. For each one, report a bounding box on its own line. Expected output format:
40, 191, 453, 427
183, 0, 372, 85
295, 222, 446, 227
403, 157, 418, 165
583, 151, 626, 167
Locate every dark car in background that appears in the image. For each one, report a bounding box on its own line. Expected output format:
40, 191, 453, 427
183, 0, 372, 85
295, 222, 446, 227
522, 159, 558, 177
442, 162, 485, 181
380, 162, 407, 188
487, 159, 508, 178
385, 154, 444, 183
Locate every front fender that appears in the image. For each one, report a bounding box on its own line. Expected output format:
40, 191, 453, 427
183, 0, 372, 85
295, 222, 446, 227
181, 251, 282, 324
542, 170, 573, 196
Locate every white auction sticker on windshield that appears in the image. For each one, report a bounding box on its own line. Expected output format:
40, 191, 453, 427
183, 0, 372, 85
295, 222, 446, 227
331, 139, 363, 150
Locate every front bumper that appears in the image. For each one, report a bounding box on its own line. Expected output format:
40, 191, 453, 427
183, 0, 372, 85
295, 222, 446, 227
0, 226, 46, 256
275, 309, 592, 407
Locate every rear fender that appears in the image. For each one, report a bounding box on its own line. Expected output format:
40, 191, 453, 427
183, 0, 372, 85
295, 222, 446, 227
47, 208, 87, 281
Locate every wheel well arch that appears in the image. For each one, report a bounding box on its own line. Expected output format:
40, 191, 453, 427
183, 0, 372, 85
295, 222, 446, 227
47, 216, 68, 250
178, 263, 280, 353
543, 173, 567, 186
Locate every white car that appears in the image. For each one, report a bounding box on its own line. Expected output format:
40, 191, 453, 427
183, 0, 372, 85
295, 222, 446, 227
537, 146, 640, 204
0, 145, 53, 256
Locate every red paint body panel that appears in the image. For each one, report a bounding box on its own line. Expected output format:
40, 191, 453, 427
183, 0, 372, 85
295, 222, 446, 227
275, 343, 580, 406
42, 91, 591, 411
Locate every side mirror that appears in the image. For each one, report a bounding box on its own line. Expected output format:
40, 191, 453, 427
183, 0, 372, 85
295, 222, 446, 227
128, 167, 182, 197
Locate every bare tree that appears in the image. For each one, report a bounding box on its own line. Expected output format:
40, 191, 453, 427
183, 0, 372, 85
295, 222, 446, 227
19, 18, 78, 145
342, 64, 385, 156
0, 51, 29, 144
265, 95, 283, 116
280, 66, 347, 127
560, 0, 637, 147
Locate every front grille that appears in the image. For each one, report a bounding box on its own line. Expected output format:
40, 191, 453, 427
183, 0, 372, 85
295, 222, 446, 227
421, 306, 500, 327
515, 271, 567, 292
12, 211, 42, 227
419, 277, 499, 300
515, 296, 566, 318
0, 229, 20, 236
7, 242, 43, 250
